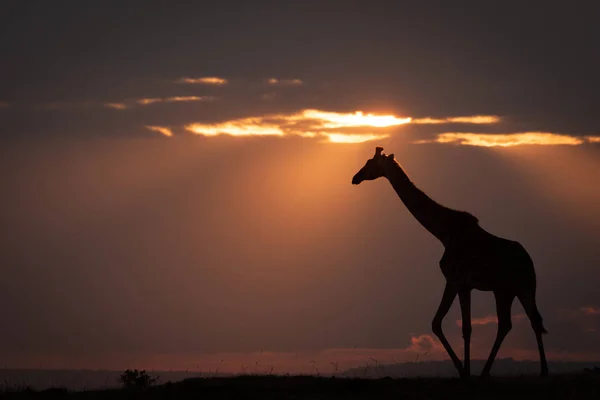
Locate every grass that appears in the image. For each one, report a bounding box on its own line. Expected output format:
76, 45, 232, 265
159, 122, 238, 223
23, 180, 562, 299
1, 373, 600, 399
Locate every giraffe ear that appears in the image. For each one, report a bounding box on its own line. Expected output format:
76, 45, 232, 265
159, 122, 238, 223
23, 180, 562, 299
387, 153, 395, 159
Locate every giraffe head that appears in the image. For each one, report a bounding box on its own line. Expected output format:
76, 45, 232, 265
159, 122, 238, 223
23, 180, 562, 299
352, 146, 395, 185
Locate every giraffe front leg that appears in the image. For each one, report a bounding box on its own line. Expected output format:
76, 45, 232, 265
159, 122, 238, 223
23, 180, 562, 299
458, 289, 472, 379
432, 282, 464, 377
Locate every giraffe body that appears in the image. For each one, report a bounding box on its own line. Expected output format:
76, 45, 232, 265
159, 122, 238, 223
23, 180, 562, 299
352, 147, 548, 378
441, 232, 536, 293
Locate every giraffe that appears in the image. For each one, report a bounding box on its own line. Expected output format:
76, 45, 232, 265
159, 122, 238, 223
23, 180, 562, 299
351, 146, 548, 378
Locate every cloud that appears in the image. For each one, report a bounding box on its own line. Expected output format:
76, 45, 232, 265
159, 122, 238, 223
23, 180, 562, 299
176, 76, 228, 85
416, 132, 588, 147
456, 314, 526, 327
178, 110, 508, 144
184, 109, 409, 143
145, 125, 173, 137
104, 102, 128, 110
164, 96, 212, 103
302, 109, 411, 128
266, 78, 303, 85
186, 117, 285, 137
104, 96, 215, 110
580, 307, 600, 316
412, 115, 500, 124
587, 136, 600, 143
136, 98, 162, 105
406, 334, 443, 354
0, 101, 9, 108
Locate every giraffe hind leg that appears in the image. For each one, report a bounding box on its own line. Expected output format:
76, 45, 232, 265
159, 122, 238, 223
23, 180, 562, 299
517, 291, 549, 377
481, 291, 515, 377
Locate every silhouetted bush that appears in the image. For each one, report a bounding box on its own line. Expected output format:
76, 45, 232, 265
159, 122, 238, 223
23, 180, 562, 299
119, 369, 159, 389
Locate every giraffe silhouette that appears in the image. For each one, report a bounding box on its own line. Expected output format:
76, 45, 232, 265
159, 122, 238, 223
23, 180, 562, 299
351, 146, 548, 378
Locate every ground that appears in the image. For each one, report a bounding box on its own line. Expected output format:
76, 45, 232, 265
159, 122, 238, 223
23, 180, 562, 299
3, 374, 600, 399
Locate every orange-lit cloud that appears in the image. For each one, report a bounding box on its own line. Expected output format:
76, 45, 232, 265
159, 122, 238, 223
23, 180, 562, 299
586, 136, 600, 143
412, 115, 501, 124
184, 109, 409, 143
145, 125, 173, 137
267, 78, 303, 85
186, 117, 285, 137
104, 102, 128, 110
456, 314, 526, 327
417, 132, 586, 147
176, 76, 228, 85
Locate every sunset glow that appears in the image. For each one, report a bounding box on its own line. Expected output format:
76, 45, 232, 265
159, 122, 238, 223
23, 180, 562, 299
5, 1, 600, 380
418, 132, 585, 147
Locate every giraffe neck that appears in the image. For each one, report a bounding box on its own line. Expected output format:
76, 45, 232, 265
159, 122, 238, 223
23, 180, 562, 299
382, 159, 478, 246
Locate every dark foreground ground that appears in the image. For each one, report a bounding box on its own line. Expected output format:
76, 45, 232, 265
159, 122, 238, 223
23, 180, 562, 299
2, 374, 600, 399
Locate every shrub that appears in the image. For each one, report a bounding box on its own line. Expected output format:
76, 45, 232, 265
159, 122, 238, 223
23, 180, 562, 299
119, 369, 159, 389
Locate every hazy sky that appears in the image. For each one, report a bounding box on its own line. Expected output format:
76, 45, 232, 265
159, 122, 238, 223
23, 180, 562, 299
1, 1, 599, 373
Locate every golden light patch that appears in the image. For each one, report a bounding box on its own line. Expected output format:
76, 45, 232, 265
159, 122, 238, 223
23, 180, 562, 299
104, 102, 127, 110
323, 133, 389, 143
176, 76, 228, 85
145, 125, 173, 137
419, 132, 585, 147
302, 109, 412, 128
586, 136, 600, 143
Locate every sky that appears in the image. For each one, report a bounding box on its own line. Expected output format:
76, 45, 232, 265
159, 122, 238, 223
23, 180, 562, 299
1, 0, 599, 374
